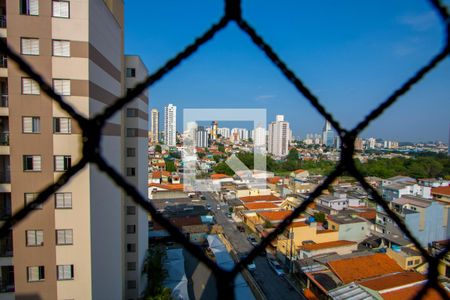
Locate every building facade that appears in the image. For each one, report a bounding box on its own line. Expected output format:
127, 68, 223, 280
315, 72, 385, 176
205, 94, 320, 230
150, 108, 159, 144
268, 115, 290, 157
163, 104, 176, 146
0, 1, 148, 299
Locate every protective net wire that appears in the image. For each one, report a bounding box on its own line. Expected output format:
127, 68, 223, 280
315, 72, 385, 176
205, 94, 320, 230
0, 0, 449, 299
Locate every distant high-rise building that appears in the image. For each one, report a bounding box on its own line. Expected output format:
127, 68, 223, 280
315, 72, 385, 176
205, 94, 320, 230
354, 137, 364, 151
164, 104, 177, 146
211, 121, 218, 140
367, 137, 376, 149
196, 126, 209, 148
238, 128, 249, 141
253, 126, 267, 153
218, 127, 230, 139
231, 128, 240, 143
322, 120, 335, 147
150, 108, 159, 144
268, 115, 290, 157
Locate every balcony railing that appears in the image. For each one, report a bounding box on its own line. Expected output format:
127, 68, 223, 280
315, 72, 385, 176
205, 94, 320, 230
0, 133, 8, 146
0, 279, 14, 293
0, 16, 6, 29
0, 56, 6, 68
0, 95, 7, 107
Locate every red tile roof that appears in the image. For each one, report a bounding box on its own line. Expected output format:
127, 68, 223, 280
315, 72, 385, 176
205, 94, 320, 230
381, 284, 447, 300
243, 202, 278, 210
267, 177, 282, 184
240, 195, 282, 203
258, 210, 292, 222
148, 183, 184, 191
327, 254, 403, 284
293, 169, 307, 174
432, 186, 450, 196
289, 221, 308, 228
360, 272, 425, 291
210, 173, 231, 180
301, 240, 356, 251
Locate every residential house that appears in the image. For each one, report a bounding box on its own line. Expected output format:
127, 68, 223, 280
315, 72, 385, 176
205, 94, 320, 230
327, 214, 370, 242
299, 240, 357, 259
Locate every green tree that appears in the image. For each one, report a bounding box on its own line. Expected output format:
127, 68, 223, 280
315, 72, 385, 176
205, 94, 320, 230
218, 144, 225, 153
213, 162, 234, 176
155, 145, 162, 153
287, 148, 299, 161
197, 152, 206, 159
142, 246, 172, 300
165, 160, 176, 172
313, 212, 326, 223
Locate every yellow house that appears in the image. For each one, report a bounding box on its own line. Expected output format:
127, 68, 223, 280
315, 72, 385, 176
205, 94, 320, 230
277, 221, 339, 258
386, 247, 424, 271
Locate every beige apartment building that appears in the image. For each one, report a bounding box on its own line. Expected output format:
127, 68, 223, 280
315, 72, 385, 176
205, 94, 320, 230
0, 0, 148, 299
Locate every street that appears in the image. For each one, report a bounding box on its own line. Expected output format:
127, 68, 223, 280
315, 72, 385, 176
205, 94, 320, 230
203, 192, 306, 300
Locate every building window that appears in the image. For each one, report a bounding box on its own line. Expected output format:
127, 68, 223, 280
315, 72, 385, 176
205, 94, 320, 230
20, 0, 39, 16
21, 38, 39, 55
27, 266, 45, 282
407, 260, 414, 266
52, 40, 70, 57
126, 108, 138, 117
53, 117, 72, 134
24, 193, 42, 209
126, 148, 136, 157
22, 78, 40, 95
126, 168, 136, 177
127, 262, 136, 271
26, 230, 43, 246
127, 243, 136, 253
126, 206, 136, 215
22, 116, 40, 133
127, 280, 136, 289
52, 1, 70, 18
126, 128, 138, 137
55, 193, 72, 209
126, 68, 136, 78
56, 229, 73, 245
23, 155, 42, 171
57, 265, 74, 280
54, 155, 71, 172
127, 225, 136, 234
53, 79, 71, 96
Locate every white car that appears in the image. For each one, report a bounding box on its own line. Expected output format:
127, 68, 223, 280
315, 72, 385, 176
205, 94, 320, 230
268, 259, 284, 276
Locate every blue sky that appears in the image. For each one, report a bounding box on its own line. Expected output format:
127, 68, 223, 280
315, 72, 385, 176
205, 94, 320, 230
125, 1, 450, 142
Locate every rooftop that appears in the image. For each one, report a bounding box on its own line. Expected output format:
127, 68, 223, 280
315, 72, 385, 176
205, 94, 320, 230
328, 214, 367, 225
210, 173, 231, 180
301, 240, 356, 251
258, 210, 293, 222
243, 202, 278, 210
432, 185, 450, 196
360, 272, 426, 291
381, 284, 446, 300
327, 253, 403, 284
149, 183, 184, 191
239, 195, 282, 203
392, 197, 432, 208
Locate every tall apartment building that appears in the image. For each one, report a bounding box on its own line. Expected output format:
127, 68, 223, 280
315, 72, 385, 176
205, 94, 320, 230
0, 1, 148, 299
124, 56, 149, 300
195, 126, 208, 148
150, 108, 159, 144
268, 115, 290, 157
164, 104, 176, 146
322, 120, 335, 147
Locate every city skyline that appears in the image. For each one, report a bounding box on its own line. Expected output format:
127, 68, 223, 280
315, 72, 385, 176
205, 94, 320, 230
125, 1, 450, 142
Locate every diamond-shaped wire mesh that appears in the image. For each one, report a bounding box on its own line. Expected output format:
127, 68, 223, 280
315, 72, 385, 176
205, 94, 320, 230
0, 0, 449, 299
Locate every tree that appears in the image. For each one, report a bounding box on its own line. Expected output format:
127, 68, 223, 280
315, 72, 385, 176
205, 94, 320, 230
287, 148, 299, 161
197, 152, 206, 159
165, 160, 176, 172
155, 145, 162, 153
218, 144, 225, 153
313, 212, 326, 223
213, 162, 234, 176
142, 246, 172, 300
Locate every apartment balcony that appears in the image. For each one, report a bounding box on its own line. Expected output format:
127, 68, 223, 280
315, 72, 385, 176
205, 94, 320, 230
0, 55, 6, 77
0, 230, 12, 257
0, 156, 10, 186
0, 193, 10, 221
0, 266, 14, 293
0, 16, 5, 29
0, 132, 7, 146
0, 95, 6, 108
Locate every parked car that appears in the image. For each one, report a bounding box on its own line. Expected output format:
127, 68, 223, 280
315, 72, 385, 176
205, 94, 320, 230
206, 204, 212, 210
240, 254, 256, 272
268, 259, 284, 276
200, 195, 206, 200
247, 236, 258, 247
216, 205, 221, 210
226, 212, 232, 218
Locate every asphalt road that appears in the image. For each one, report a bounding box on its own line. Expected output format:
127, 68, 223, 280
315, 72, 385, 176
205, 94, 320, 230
203, 192, 306, 300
